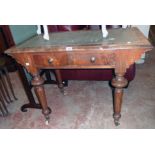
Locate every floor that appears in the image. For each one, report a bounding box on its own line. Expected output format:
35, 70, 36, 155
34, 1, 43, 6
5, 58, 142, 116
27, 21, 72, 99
0, 48, 155, 129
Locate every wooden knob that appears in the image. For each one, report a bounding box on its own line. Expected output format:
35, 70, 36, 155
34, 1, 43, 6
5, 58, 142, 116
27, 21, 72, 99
90, 56, 96, 63
48, 58, 54, 64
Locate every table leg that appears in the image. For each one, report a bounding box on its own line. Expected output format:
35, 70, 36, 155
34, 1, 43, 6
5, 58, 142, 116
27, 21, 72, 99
17, 64, 42, 112
40, 69, 57, 85
31, 74, 51, 123
111, 73, 128, 126
55, 69, 66, 95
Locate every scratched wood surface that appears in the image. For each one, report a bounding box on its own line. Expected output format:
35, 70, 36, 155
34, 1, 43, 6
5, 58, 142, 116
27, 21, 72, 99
4, 26, 153, 125
5, 27, 151, 54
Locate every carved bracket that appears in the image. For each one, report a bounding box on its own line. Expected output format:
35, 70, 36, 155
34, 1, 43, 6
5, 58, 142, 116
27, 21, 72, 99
10, 53, 38, 76
114, 48, 150, 74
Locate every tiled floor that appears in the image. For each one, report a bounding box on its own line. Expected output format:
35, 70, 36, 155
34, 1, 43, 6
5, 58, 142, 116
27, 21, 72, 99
0, 49, 155, 128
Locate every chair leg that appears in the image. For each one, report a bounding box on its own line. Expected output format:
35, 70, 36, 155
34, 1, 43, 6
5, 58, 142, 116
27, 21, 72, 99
0, 70, 13, 102
0, 78, 10, 104
4, 67, 17, 100
0, 102, 5, 117
0, 91, 9, 115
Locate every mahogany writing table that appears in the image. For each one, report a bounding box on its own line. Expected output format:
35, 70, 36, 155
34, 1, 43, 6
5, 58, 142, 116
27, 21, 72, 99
5, 27, 152, 125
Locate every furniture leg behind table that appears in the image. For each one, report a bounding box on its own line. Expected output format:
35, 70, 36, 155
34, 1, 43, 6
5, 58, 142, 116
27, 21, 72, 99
0, 85, 9, 116
3, 67, 17, 100
0, 70, 13, 103
0, 75, 10, 104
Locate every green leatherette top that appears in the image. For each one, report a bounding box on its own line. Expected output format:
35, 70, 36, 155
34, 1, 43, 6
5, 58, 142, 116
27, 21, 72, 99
5, 27, 152, 54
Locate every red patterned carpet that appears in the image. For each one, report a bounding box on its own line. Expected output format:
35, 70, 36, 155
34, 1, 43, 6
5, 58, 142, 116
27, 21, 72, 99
0, 49, 155, 128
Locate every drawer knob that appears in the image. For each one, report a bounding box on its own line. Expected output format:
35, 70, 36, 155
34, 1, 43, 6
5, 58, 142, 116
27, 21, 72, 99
90, 56, 96, 63
48, 58, 54, 64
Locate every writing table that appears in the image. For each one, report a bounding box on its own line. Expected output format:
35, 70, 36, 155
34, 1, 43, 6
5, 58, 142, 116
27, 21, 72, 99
5, 27, 152, 125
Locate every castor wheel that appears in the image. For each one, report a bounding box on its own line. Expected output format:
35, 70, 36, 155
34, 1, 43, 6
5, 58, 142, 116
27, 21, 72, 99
44, 107, 51, 125
45, 116, 50, 125
60, 88, 67, 96
114, 120, 120, 126
63, 89, 67, 96
45, 119, 49, 125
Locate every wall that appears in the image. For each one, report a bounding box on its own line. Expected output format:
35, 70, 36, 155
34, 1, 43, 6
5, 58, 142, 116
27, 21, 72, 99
133, 25, 150, 38
133, 25, 150, 64
9, 25, 37, 81
9, 25, 37, 45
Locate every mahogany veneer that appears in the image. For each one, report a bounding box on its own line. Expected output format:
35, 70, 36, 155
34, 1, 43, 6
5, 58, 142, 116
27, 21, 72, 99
5, 27, 152, 125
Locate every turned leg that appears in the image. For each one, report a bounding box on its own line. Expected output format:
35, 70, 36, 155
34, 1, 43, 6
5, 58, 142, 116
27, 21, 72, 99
111, 73, 128, 126
31, 74, 51, 124
55, 69, 66, 95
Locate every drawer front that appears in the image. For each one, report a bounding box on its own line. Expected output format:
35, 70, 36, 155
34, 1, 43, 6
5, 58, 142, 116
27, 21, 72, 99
68, 52, 115, 66
33, 53, 68, 67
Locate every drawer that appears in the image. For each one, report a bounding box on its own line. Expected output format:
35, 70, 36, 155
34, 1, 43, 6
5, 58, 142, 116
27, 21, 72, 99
68, 52, 115, 66
33, 53, 68, 67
